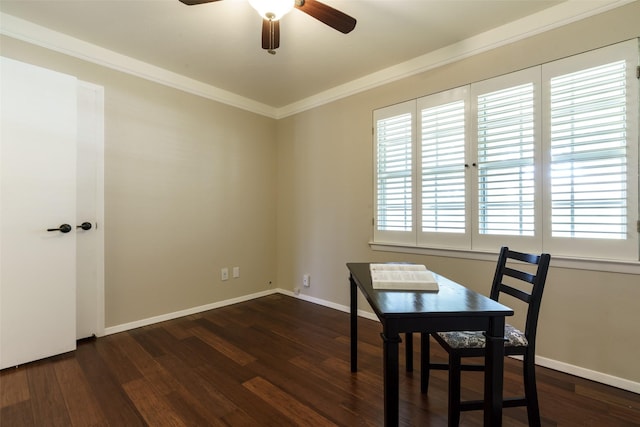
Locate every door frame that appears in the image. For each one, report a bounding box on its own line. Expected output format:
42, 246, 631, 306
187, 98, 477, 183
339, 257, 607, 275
77, 80, 105, 338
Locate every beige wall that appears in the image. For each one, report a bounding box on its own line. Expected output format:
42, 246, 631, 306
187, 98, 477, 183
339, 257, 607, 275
277, 1, 640, 385
1, 36, 278, 327
1, 0, 639, 388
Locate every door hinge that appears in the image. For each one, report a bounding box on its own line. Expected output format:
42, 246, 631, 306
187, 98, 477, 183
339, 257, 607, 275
637, 66, 640, 79
637, 219, 640, 233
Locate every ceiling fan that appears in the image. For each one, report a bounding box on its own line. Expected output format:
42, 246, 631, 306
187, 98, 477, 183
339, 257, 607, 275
178, 0, 357, 54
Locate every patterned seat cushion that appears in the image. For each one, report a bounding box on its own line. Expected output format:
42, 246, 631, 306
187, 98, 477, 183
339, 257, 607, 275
436, 323, 528, 349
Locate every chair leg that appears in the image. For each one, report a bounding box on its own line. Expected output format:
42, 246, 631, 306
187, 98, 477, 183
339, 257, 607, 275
523, 354, 541, 427
420, 333, 429, 393
448, 354, 461, 427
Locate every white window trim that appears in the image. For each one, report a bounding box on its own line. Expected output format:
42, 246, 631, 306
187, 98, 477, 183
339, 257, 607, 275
369, 242, 640, 275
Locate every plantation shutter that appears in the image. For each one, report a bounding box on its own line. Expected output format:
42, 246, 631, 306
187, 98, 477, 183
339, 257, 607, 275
549, 61, 628, 239
542, 39, 638, 260
373, 101, 416, 244
417, 87, 471, 248
476, 83, 536, 236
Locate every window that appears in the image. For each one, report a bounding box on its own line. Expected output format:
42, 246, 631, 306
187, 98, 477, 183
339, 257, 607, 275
476, 83, 536, 236
549, 61, 628, 240
373, 39, 639, 261
542, 41, 638, 259
374, 101, 415, 244
417, 87, 470, 248
470, 68, 542, 253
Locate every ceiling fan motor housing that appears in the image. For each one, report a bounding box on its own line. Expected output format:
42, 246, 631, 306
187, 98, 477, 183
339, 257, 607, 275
178, 0, 356, 53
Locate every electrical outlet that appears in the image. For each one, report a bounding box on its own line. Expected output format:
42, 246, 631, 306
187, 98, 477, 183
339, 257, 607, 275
303, 274, 310, 287
233, 266, 240, 278
221, 268, 229, 281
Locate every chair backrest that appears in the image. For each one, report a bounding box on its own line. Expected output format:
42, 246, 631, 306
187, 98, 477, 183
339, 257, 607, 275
490, 246, 551, 351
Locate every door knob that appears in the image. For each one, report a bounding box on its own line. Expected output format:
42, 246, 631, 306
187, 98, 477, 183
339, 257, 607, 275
47, 224, 72, 233
77, 222, 92, 231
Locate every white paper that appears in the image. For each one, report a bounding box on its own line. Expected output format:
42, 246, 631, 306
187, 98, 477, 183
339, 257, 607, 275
369, 263, 439, 291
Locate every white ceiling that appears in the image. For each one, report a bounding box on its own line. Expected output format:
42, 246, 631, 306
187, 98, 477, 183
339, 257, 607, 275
0, 0, 629, 116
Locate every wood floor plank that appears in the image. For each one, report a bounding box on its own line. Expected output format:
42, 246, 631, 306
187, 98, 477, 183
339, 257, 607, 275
243, 376, 337, 426
26, 359, 73, 427
73, 339, 147, 426
1, 294, 639, 426
576, 381, 640, 410
154, 352, 240, 421
250, 355, 375, 426
288, 354, 386, 424
123, 377, 186, 427
53, 357, 108, 427
0, 367, 30, 408
163, 316, 199, 340
201, 304, 258, 329
162, 389, 225, 427
0, 399, 36, 427
118, 327, 185, 396
195, 363, 299, 427
129, 325, 171, 359
190, 325, 257, 366
94, 334, 143, 385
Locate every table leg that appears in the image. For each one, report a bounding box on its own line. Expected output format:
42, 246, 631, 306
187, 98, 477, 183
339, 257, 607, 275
484, 316, 506, 426
420, 332, 429, 393
382, 330, 401, 427
405, 332, 413, 372
350, 274, 358, 373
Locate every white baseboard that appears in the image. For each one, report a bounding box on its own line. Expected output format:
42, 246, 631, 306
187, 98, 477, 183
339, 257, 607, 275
534, 355, 640, 394
277, 288, 378, 321
102, 288, 640, 395
102, 289, 278, 336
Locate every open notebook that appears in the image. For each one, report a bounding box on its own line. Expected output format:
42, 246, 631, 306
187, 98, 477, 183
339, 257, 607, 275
369, 263, 439, 291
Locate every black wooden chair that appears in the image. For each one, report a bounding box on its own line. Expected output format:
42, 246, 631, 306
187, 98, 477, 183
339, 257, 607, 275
418, 246, 551, 426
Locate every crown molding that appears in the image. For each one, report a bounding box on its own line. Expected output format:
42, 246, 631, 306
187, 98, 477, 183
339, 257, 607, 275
274, 0, 636, 118
0, 12, 276, 118
1, 0, 634, 120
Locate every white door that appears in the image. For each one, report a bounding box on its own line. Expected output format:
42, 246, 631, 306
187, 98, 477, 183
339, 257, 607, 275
0, 57, 78, 369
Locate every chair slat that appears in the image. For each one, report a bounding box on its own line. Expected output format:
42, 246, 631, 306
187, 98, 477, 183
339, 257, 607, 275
500, 283, 532, 303
506, 250, 540, 264
503, 266, 535, 284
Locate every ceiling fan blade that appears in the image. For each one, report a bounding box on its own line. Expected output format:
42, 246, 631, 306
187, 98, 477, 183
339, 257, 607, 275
262, 19, 280, 53
178, 0, 222, 5
295, 0, 356, 34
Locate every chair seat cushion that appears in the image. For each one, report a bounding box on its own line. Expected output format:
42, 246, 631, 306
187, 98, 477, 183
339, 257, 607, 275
436, 324, 528, 349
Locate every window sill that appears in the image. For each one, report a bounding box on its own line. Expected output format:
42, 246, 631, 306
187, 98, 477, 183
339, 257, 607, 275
369, 242, 640, 275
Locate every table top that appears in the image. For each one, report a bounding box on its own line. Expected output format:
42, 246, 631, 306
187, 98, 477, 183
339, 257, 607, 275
347, 262, 513, 321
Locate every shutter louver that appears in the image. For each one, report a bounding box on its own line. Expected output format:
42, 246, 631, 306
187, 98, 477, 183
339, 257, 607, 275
376, 113, 413, 231
421, 100, 466, 233
549, 60, 627, 239
477, 83, 535, 236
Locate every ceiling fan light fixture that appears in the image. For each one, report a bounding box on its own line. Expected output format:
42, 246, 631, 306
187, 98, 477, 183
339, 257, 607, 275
248, 0, 295, 20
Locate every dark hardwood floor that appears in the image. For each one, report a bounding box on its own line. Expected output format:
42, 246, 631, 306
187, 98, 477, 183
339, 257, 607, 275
1, 294, 639, 426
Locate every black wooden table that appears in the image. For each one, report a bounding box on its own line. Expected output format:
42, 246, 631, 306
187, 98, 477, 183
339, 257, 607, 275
347, 262, 514, 427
